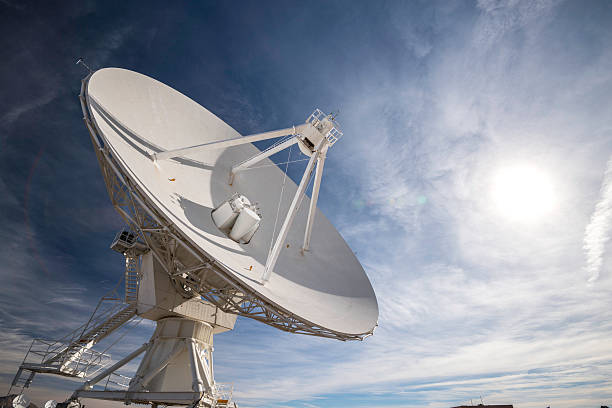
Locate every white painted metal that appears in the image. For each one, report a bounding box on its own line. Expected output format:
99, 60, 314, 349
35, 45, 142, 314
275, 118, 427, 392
80, 343, 149, 391
151, 125, 305, 161
43, 400, 57, 408
297, 109, 343, 157
9, 296, 134, 390
127, 318, 215, 397
263, 139, 324, 282
302, 146, 327, 253
124, 255, 139, 304
229, 207, 260, 242
211, 201, 239, 230
188, 340, 205, 393
53, 304, 136, 373
211, 193, 261, 243
229, 136, 298, 185
135, 342, 184, 389
44, 67, 375, 408
238, 217, 260, 243
74, 390, 214, 406
86, 67, 378, 336
135, 252, 237, 332
12, 394, 29, 408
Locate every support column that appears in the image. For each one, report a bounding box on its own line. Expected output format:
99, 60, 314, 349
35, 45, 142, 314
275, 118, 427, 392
262, 139, 327, 282
302, 146, 328, 253
152, 124, 307, 161
229, 137, 298, 185
129, 317, 215, 395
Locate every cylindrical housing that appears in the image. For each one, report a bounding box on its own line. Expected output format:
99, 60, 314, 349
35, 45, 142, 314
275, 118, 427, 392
211, 201, 238, 230
229, 207, 261, 241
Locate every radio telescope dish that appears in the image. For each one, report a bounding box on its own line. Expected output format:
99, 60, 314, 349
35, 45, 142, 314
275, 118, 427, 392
6, 66, 378, 408
12, 394, 29, 408
85, 68, 378, 337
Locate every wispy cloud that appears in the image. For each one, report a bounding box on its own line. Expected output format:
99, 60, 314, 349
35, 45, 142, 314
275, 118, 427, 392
2, 1, 612, 407
233, 1, 612, 406
0, 90, 58, 130
583, 155, 612, 282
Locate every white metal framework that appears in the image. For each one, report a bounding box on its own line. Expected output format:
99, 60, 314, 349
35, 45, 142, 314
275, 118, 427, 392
262, 139, 327, 282
141, 106, 341, 283
8, 71, 370, 408
79, 73, 366, 341
72, 317, 230, 408
9, 274, 140, 395
11, 233, 238, 408
151, 124, 308, 162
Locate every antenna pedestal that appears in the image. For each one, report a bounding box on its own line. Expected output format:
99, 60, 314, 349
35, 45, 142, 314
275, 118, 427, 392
75, 318, 230, 407
129, 318, 214, 395
71, 245, 238, 407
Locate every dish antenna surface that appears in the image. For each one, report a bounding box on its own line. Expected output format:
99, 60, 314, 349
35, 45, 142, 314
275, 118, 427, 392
8, 67, 377, 408
86, 67, 378, 336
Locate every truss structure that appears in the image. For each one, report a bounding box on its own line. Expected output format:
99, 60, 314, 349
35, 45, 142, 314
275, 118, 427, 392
9, 272, 139, 396
80, 74, 371, 342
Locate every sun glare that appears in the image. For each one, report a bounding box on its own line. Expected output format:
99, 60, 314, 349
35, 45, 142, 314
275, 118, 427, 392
491, 165, 555, 222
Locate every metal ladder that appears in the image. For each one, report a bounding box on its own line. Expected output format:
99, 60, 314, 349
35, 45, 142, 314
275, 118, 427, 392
124, 255, 139, 304
112, 228, 146, 305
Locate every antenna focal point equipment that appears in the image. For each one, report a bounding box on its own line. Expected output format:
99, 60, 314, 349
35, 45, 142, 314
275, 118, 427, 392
9, 68, 378, 408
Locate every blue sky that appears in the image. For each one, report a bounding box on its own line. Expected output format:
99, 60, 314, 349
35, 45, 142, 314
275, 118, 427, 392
1, 1, 612, 407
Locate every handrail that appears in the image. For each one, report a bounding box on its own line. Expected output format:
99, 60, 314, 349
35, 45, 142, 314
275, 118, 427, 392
22, 338, 111, 377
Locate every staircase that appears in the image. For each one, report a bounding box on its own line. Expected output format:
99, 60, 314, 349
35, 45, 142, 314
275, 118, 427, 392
50, 303, 138, 369
9, 302, 137, 394
77, 303, 137, 346
9, 229, 147, 395
10, 267, 140, 393
113, 228, 144, 305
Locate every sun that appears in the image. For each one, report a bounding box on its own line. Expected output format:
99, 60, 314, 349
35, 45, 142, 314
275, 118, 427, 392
491, 164, 555, 223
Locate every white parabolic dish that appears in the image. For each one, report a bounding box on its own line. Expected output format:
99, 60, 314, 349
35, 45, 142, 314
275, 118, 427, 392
87, 68, 378, 336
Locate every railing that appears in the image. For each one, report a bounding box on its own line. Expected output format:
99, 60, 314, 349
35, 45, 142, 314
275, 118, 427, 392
103, 372, 132, 390
65, 278, 126, 346
306, 108, 326, 127
22, 338, 111, 378
325, 126, 342, 145
11, 270, 137, 391
124, 255, 140, 304
213, 382, 235, 407
306, 108, 343, 146
10, 224, 145, 395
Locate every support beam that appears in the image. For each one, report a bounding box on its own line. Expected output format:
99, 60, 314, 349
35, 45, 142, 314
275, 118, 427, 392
152, 124, 307, 162
196, 346, 213, 394
262, 139, 326, 282
188, 340, 206, 393
79, 343, 149, 391
73, 390, 208, 406
229, 137, 298, 185
302, 147, 327, 253
137, 341, 186, 389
